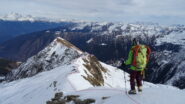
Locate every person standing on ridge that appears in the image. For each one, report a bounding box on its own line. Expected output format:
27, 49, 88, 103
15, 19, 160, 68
124, 38, 151, 94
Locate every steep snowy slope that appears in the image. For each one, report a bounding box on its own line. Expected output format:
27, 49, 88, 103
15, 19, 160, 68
6, 37, 82, 80
153, 30, 185, 88
0, 37, 127, 104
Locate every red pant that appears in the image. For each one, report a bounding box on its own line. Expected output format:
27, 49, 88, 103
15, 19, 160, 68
130, 70, 142, 90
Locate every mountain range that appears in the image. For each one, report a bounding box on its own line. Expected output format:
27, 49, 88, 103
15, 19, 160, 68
0, 18, 74, 43
0, 37, 129, 104
0, 37, 185, 104
0, 21, 185, 90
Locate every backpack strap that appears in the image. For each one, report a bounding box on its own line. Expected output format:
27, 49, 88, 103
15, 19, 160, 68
145, 45, 151, 63
132, 45, 141, 66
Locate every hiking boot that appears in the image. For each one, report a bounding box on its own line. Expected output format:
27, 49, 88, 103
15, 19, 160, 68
128, 90, 137, 94
138, 86, 142, 92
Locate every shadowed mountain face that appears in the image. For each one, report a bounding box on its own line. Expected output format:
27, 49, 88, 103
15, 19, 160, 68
0, 20, 73, 43
0, 33, 57, 61
0, 22, 185, 88
0, 58, 21, 82
0, 58, 20, 74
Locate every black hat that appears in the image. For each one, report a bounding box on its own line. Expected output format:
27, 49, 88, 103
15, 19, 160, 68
132, 38, 139, 46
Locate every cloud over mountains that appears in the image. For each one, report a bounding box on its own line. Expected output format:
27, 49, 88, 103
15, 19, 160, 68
0, 0, 185, 24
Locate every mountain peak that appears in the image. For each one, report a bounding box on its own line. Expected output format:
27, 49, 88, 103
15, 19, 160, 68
0, 12, 55, 22
6, 37, 83, 80
54, 37, 83, 54
0, 12, 35, 22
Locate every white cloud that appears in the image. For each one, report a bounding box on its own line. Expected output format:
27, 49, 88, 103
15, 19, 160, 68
0, 0, 185, 24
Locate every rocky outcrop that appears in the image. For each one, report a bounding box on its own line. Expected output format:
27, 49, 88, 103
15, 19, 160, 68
47, 92, 95, 104
82, 55, 107, 86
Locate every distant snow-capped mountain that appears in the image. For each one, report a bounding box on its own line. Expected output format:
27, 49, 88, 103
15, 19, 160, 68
1, 13, 36, 22
0, 13, 57, 22
0, 13, 85, 23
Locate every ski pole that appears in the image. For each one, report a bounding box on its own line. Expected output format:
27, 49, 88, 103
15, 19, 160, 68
123, 70, 127, 94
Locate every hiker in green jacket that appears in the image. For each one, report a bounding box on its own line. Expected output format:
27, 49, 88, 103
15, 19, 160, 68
124, 38, 151, 94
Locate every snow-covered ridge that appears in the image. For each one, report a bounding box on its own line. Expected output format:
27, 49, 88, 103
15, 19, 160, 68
68, 21, 185, 40
1, 37, 185, 104
156, 31, 185, 46
0, 37, 128, 104
6, 37, 83, 80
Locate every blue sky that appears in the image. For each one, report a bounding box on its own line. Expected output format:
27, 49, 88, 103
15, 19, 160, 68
0, 0, 185, 25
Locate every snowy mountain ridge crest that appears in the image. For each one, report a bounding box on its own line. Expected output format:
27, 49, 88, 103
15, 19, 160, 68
55, 37, 83, 54
6, 37, 83, 80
